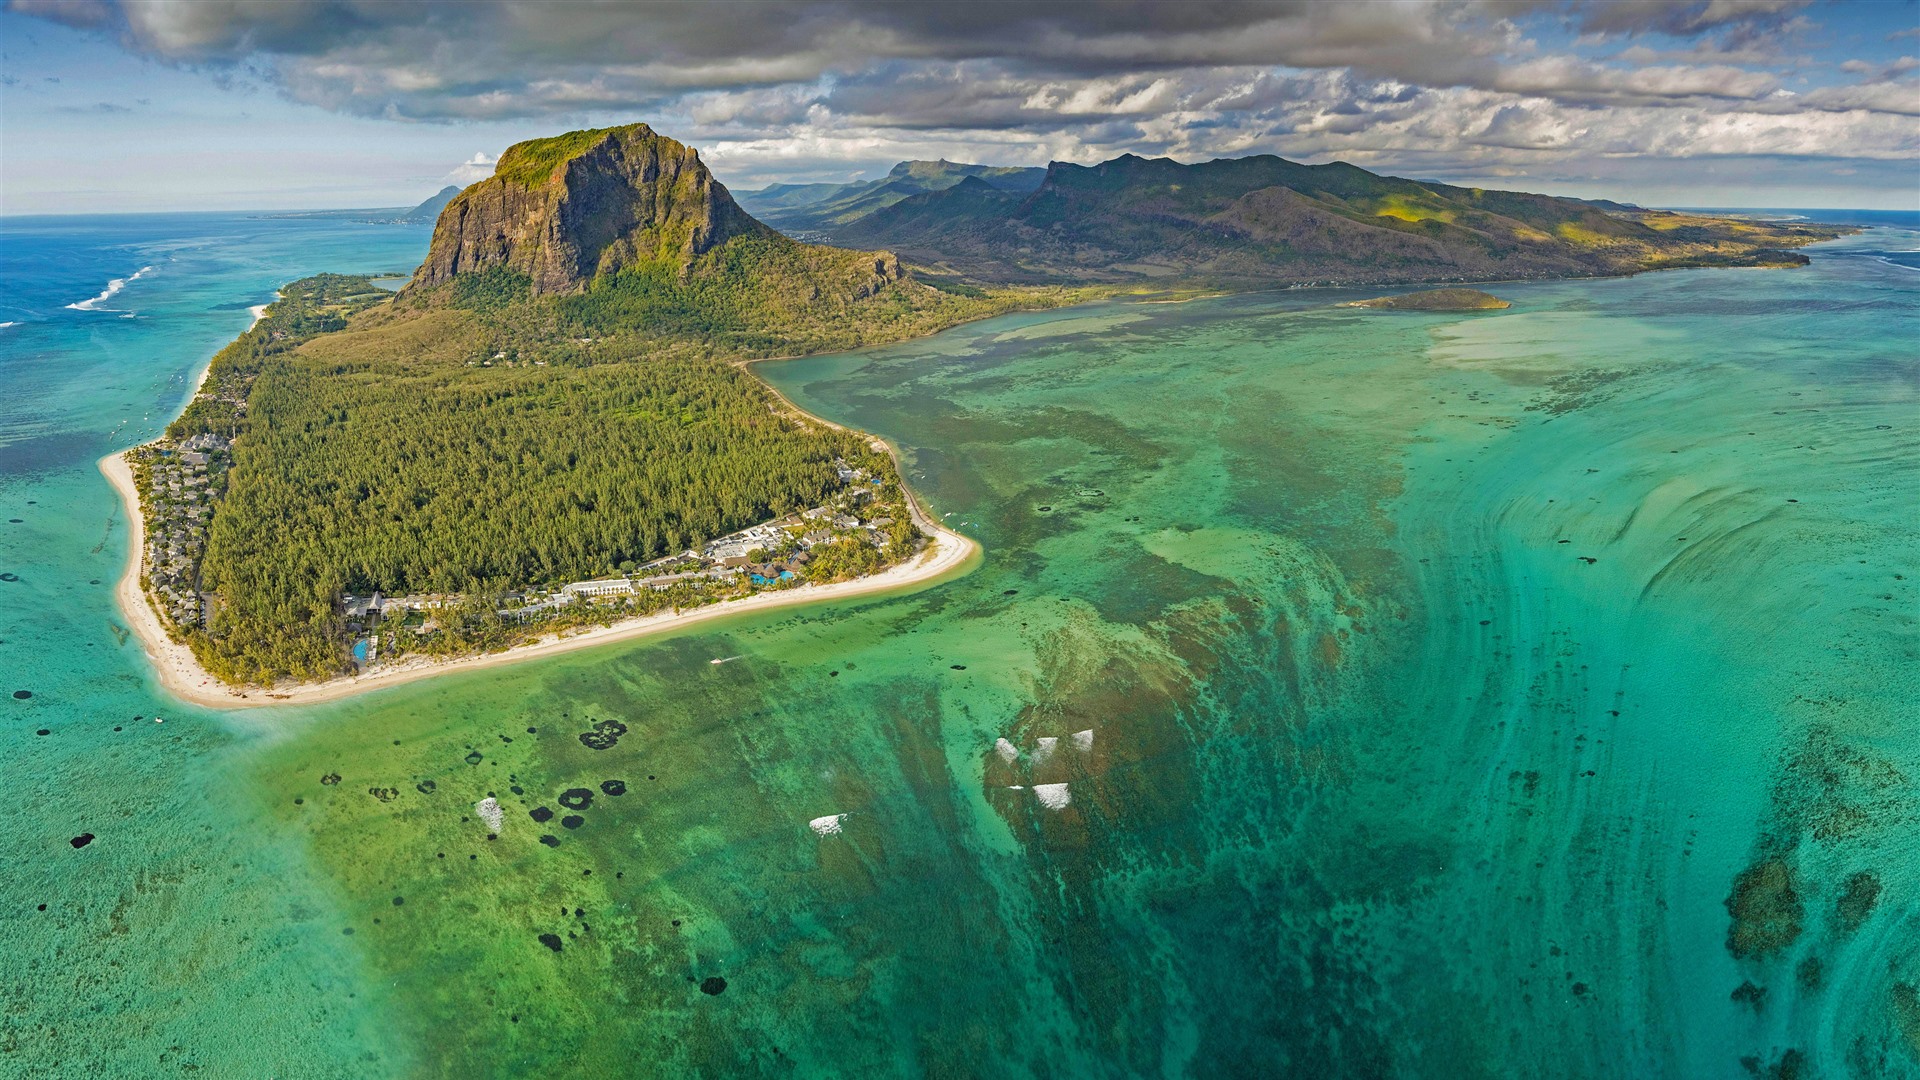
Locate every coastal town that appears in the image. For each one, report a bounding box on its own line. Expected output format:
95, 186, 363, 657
127, 432, 230, 629
128, 429, 923, 673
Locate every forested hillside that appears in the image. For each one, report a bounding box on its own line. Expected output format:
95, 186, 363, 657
165, 125, 1085, 686
738, 159, 1047, 234
832, 152, 1841, 286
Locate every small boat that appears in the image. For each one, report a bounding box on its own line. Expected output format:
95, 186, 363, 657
153, 716, 164, 724
709, 655, 741, 665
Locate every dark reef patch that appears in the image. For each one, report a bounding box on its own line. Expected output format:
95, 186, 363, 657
1892, 983, 1920, 1057
11, 690, 30, 700
600, 780, 626, 797
539, 834, 560, 848
69, 833, 94, 849
700, 976, 727, 996
539, 933, 563, 952
1725, 855, 1803, 959
579, 718, 628, 750
1730, 981, 1767, 1011
1795, 957, 1823, 990
561, 815, 584, 830
1837, 871, 1882, 933
559, 788, 593, 810
529, 806, 554, 823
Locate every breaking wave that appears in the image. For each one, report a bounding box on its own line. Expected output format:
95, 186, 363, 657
66, 265, 155, 311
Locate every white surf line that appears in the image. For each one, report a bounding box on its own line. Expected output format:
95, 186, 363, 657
0, 322, 18, 329
67, 265, 155, 311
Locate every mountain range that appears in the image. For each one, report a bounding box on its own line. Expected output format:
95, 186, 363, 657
790, 152, 1831, 287
737, 160, 1046, 236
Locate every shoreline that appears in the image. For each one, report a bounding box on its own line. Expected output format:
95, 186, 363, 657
102, 447, 980, 711
104, 237, 1844, 712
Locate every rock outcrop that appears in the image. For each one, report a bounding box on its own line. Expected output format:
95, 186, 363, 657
410, 123, 771, 296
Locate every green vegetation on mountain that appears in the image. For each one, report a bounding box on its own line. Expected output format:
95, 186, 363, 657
831, 152, 1842, 286
162, 124, 1087, 686
738, 159, 1046, 234
1347, 288, 1511, 311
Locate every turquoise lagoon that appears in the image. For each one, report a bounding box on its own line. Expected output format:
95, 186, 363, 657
0, 211, 1914, 1077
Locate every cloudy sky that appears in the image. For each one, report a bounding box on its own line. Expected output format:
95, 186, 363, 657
2, 0, 1916, 214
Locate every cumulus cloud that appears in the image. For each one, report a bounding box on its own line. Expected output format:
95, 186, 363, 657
445, 151, 496, 185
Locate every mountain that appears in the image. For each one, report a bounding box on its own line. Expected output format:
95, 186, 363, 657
410, 124, 779, 296
830, 153, 1837, 286
737, 159, 1046, 235
396, 185, 461, 224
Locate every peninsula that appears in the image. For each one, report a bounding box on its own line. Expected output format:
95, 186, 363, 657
109, 123, 1073, 703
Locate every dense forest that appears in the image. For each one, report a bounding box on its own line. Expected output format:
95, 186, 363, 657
168, 274, 392, 441
174, 261, 1066, 685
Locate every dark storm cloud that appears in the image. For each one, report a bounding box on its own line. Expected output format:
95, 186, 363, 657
9, 0, 1525, 118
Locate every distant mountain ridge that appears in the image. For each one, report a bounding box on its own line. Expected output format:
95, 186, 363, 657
397, 185, 461, 224
826, 152, 1837, 286
738, 159, 1046, 234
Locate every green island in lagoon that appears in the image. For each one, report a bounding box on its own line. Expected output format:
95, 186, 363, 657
4, 5, 1919, 1077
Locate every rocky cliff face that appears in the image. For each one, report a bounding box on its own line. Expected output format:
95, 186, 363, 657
410, 123, 770, 296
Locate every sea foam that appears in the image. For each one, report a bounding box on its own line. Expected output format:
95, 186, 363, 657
809, 813, 845, 836
1071, 729, 1094, 751
475, 797, 504, 832
67, 265, 155, 311
994, 737, 1019, 763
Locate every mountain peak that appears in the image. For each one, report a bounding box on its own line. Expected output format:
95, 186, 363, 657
411, 123, 767, 296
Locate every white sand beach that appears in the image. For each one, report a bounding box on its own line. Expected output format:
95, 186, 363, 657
101, 448, 979, 711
